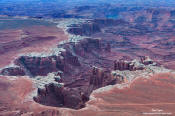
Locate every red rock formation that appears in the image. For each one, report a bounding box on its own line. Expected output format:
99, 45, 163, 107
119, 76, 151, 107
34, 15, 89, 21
104, 43, 111, 52
64, 73, 175, 116
9, 50, 81, 76
14, 56, 61, 76
89, 67, 117, 89
73, 38, 102, 56
1, 72, 175, 116
113, 74, 127, 84
1, 7, 175, 116
34, 66, 118, 110
68, 22, 101, 36
0, 26, 68, 69
140, 56, 154, 65
114, 59, 145, 71
114, 60, 130, 71
93, 19, 128, 27
0, 77, 63, 116
0, 36, 113, 77
33, 83, 87, 109
89, 67, 104, 88
0, 67, 25, 76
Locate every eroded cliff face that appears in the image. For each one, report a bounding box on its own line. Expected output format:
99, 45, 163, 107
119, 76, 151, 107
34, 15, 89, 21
33, 83, 87, 109
1, 16, 174, 110
0, 36, 115, 109
14, 51, 80, 76
67, 22, 101, 36
0, 38, 102, 77
1, 53, 78, 76
67, 19, 128, 36
22, 56, 154, 110
28, 38, 116, 109
114, 60, 144, 71
89, 67, 117, 89
1, 67, 26, 76
33, 66, 119, 109
1, 7, 175, 115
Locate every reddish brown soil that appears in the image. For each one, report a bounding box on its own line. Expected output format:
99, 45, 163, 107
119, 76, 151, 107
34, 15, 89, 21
1, 9, 175, 115
1, 73, 175, 116
92, 25, 175, 70
0, 26, 68, 68
0, 76, 61, 116
67, 73, 175, 116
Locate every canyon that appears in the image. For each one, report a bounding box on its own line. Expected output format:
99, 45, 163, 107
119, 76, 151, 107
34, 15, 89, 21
0, 4, 175, 116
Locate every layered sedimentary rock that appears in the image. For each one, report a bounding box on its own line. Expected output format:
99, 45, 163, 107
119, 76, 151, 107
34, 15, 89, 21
0, 36, 114, 109
32, 55, 168, 110
89, 67, 117, 89
67, 22, 101, 36
140, 56, 154, 65
67, 19, 128, 36
1, 16, 175, 112
1, 5, 175, 116
114, 56, 156, 72
0, 37, 111, 77
33, 83, 88, 109
1, 16, 171, 111
0, 36, 57, 54
34, 66, 117, 109
73, 73, 175, 116
14, 51, 80, 76
0, 49, 81, 76
0, 26, 68, 69
114, 59, 144, 71
93, 19, 128, 27
0, 67, 25, 76
72, 38, 101, 56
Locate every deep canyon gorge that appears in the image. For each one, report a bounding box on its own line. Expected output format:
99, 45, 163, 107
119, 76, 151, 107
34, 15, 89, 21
0, 3, 175, 116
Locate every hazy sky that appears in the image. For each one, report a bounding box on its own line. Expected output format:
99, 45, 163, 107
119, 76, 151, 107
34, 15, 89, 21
0, 0, 175, 7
